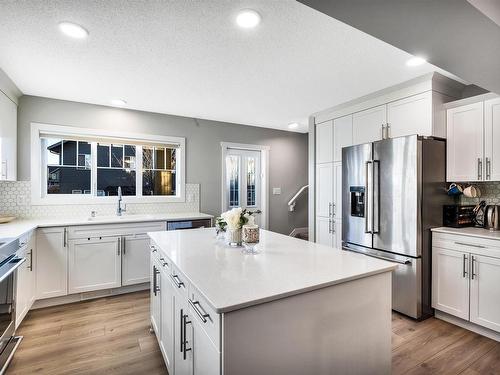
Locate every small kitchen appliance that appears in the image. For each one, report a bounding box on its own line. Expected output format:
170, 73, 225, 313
443, 205, 476, 228
484, 205, 500, 231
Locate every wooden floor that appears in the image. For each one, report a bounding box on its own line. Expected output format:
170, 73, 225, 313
7, 291, 500, 374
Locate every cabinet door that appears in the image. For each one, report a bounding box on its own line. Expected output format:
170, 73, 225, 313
316, 216, 332, 247
332, 220, 342, 250
352, 105, 386, 145
484, 98, 500, 181
315, 163, 333, 218
333, 115, 353, 161
0, 91, 17, 181
174, 296, 193, 375
122, 234, 150, 286
446, 102, 484, 182
431, 247, 469, 320
333, 162, 342, 221
68, 237, 121, 294
15, 246, 29, 328
387, 92, 432, 138
160, 264, 175, 373
192, 318, 221, 375
470, 254, 500, 332
315, 120, 333, 163
36, 227, 68, 299
150, 256, 161, 336
27, 235, 36, 308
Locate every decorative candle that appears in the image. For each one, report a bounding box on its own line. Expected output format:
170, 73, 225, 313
242, 224, 259, 244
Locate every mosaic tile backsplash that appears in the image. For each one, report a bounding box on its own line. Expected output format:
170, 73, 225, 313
0, 181, 200, 219
459, 181, 500, 205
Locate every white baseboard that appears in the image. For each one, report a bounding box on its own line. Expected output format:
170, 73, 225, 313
32, 283, 149, 310
435, 310, 500, 342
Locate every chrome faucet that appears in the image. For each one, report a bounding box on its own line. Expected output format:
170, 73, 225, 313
117, 186, 126, 216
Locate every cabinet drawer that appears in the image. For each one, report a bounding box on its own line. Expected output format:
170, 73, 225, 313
432, 232, 500, 258
170, 264, 189, 299
68, 221, 165, 239
189, 286, 221, 350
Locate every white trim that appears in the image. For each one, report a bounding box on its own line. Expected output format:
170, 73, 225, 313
30, 122, 186, 205
220, 142, 269, 229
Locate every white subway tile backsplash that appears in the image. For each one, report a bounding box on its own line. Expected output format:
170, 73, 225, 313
0, 181, 200, 218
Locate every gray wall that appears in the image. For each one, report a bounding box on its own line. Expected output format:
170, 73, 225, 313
17, 95, 308, 235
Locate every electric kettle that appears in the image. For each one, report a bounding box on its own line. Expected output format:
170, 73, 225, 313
484, 205, 500, 231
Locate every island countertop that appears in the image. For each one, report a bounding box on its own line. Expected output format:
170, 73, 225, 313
148, 228, 396, 313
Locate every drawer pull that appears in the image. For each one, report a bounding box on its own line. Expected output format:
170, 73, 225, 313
189, 299, 211, 323
454, 242, 485, 249
170, 274, 184, 288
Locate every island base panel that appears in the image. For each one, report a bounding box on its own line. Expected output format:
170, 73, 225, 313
222, 271, 392, 375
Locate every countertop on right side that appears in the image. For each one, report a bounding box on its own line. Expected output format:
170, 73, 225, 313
431, 226, 500, 241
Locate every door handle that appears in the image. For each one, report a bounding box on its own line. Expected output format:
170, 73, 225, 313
28, 250, 33, 272
171, 274, 185, 288
63, 228, 67, 248
328, 202, 332, 217
372, 160, 380, 234
462, 254, 468, 278
454, 242, 485, 249
328, 218, 332, 234
365, 161, 373, 234
381, 124, 385, 140
117, 237, 121, 256
189, 299, 211, 323
152, 266, 160, 296
386, 123, 390, 138
182, 309, 192, 360
471, 255, 477, 280
122, 237, 126, 255
486, 157, 491, 180
478, 158, 483, 180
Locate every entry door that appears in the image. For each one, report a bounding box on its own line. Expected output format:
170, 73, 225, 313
224, 149, 261, 222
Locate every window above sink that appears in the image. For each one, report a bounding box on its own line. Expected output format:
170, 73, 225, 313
31, 123, 185, 205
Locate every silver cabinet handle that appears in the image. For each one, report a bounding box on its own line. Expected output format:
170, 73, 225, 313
150, 245, 157, 253
462, 254, 468, 278
28, 250, 33, 272
189, 299, 211, 323
454, 242, 485, 249
179, 308, 184, 354
471, 255, 477, 280
152, 266, 160, 296
117, 237, 121, 256
331, 219, 335, 234
63, 228, 67, 248
181, 309, 192, 360
122, 237, 126, 255
170, 274, 185, 288
328, 202, 332, 217
486, 157, 491, 180
160, 257, 168, 267
381, 124, 385, 139
365, 161, 373, 234
478, 158, 483, 180
386, 123, 390, 138
332, 203, 336, 217
328, 218, 332, 234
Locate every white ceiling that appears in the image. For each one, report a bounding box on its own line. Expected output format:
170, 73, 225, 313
0, 0, 458, 133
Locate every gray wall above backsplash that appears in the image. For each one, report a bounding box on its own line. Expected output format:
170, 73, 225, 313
15, 95, 308, 235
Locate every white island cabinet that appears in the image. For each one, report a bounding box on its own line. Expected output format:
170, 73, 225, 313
149, 228, 396, 375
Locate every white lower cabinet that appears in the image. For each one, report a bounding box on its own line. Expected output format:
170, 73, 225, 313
469, 255, 500, 332
150, 250, 162, 336
159, 258, 175, 374
36, 227, 68, 299
174, 293, 193, 375
432, 232, 500, 334
432, 247, 469, 320
122, 234, 151, 286
192, 318, 220, 375
68, 237, 121, 294
16, 231, 36, 327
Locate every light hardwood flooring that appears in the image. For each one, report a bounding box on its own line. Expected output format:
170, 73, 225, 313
7, 291, 500, 374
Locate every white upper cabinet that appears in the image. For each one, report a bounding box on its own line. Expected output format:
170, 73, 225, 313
469, 254, 500, 332
352, 105, 386, 145
333, 115, 353, 161
387, 92, 432, 138
0, 91, 17, 181
315, 163, 333, 218
484, 98, 500, 181
446, 102, 484, 182
316, 120, 333, 163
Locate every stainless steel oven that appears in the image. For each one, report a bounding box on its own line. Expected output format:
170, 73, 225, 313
0, 237, 25, 374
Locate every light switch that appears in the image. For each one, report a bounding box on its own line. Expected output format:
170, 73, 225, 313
273, 187, 281, 195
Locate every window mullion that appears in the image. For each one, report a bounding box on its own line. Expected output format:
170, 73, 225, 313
136, 145, 143, 197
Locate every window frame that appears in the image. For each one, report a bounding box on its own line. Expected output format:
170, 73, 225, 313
31, 122, 186, 205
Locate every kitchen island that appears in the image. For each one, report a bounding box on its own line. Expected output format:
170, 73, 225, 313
148, 228, 396, 375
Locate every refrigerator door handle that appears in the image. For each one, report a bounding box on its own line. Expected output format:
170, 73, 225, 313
365, 160, 373, 234
372, 160, 380, 234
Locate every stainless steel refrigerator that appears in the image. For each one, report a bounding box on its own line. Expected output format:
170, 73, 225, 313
342, 135, 450, 319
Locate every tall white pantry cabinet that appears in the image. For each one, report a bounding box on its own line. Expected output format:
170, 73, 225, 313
311, 73, 464, 244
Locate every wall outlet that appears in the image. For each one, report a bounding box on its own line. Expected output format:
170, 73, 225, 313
17, 194, 27, 206
273, 187, 281, 195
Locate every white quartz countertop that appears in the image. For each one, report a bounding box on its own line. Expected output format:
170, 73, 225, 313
0, 212, 212, 239
431, 226, 500, 241
148, 228, 397, 313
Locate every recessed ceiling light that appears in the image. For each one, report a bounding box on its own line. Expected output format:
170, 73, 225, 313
406, 56, 427, 67
58, 22, 89, 39
236, 9, 261, 29
110, 99, 127, 106
288, 122, 299, 129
